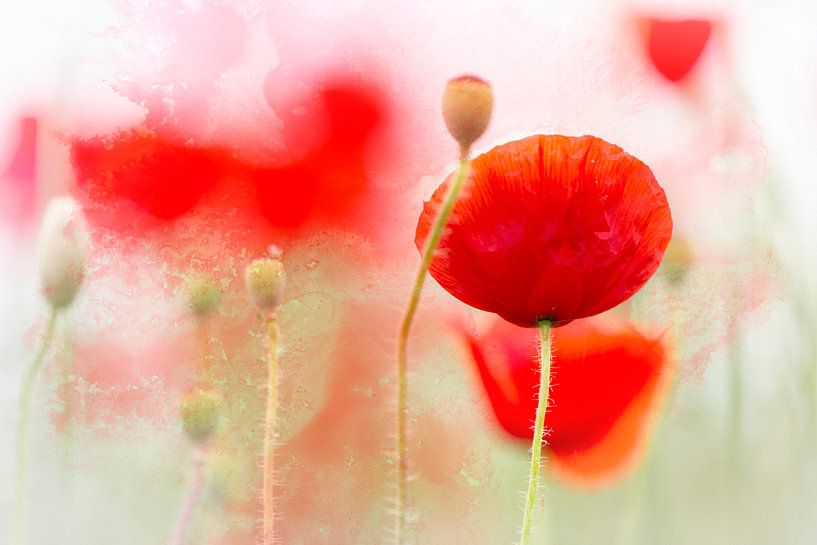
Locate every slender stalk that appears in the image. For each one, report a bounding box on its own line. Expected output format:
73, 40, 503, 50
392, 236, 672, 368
395, 154, 470, 543
519, 320, 552, 545
169, 448, 207, 545
196, 317, 215, 383
13, 308, 59, 545
726, 321, 742, 475
262, 314, 280, 545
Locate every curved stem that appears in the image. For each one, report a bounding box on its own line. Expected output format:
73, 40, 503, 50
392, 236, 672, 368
262, 314, 280, 545
395, 155, 469, 543
519, 320, 552, 545
13, 308, 59, 545
169, 448, 207, 545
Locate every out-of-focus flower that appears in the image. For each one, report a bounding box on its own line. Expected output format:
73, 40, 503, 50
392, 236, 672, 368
416, 135, 672, 328
462, 317, 670, 484
37, 197, 88, 309
71, 129, 232, 226
70, 79, 391, 235
643, 18, 713, 83
253, 79, 389, 229
661, 237, 694, 285
187, 275, 221, 319
180, 388, 223, 445
1, 116, 38, 226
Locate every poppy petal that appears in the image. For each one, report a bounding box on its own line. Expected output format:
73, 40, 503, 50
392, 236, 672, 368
646, 18, 712, 82
418, 135, 672, 327
461, 317, 670, 485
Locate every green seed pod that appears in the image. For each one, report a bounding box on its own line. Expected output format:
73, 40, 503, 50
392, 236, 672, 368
187, 276, 220, 318
442, 74, 493, 154
245, 249, 286, 312
180, 389, 222, 444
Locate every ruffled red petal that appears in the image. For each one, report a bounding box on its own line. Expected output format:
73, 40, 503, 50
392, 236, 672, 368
417, 135, 672, 327
463, 317, 670, 484
646, 18, 712, 82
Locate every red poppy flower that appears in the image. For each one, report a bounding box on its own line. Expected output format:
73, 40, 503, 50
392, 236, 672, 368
72, 129, 232, 223
252, 80, 386, 228
644, 18, 712, 82
462, 317, 670, 483
70, 79, 390, 233
1, 116, 38, 225
416, 135, 672, 328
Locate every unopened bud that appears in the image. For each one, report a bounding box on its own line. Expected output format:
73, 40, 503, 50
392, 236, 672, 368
187, 276, 220, 318
662, 237, 693, 285
441, 75, 493, 155
180, 389, 222, 444
37, 197, 88, 309
245, 248, 286, 312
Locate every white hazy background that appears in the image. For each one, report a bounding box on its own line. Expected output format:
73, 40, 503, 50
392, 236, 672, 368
1, 0, 817, 544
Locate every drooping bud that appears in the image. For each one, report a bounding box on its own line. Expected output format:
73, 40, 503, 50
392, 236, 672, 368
245, 246, 286, 313
180, 389, 222, 444
37, 197, 88, 309
187, 276, 220, 318
441, 74, 493, 155
662, 237, 693, 285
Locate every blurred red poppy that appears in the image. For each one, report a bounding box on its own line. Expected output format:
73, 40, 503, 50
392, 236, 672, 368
70, 79, 389, 233
416, 135, 672, 328
252, 80, 386, 228
645, 18, 712, 82
72, 129, 232, 224
1, 116, 38, 225
462, 317, 670, 484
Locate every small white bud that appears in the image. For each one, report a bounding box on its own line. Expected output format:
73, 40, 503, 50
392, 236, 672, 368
37, 197, 88, 309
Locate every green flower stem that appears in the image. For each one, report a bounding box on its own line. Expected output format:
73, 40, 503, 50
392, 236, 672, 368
169, 448, 207, 545
727, 321, 743, 475
13, 308, 59, 545
262, 314, 280, 545
519, 319, 552, 545
395, 154, 470, 543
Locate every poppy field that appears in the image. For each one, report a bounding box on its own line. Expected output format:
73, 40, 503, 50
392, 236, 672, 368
1, 1, 816, 545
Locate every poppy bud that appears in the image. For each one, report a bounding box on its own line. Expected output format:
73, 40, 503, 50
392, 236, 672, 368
187, 276, 220, 318
245, 246, 286, 312
662, 237, 693, 285
180, 389, 222, 444
37, 197, 88, 309
441, 75, 493, 155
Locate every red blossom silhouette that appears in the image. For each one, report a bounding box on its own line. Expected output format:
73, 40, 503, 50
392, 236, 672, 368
72, 129, 231, 223
462, 317, 670, 484
70, 79, 390, 235
252, 80, 386, 228
1, 116, 38, 225
416, 135, 672, 328
645, 18, 712, 82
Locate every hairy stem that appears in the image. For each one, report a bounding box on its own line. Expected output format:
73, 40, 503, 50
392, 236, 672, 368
13, 308, 59, 545
395, 155, 469, 544
519, 320, 552, 545
263, 315, 280, 545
